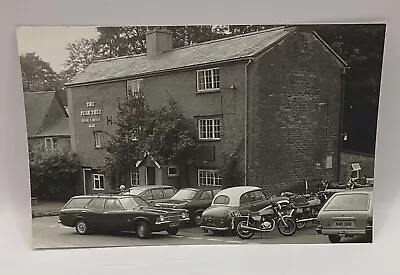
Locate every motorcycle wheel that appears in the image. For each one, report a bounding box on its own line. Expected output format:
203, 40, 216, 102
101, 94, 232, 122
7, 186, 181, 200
277, 217, 297, 236
235, 221, 255, 239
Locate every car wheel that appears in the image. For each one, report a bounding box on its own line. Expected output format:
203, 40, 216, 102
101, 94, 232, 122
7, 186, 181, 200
328, 234, 341, 243
136, 221, 151, 239
167, 226, 179, 235
75, 219, 90, 235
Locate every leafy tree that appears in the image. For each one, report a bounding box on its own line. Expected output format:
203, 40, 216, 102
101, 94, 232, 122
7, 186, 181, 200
19, 52, 63, 92
29, 145, 81, 200
220, 139, 245, 188
103, 92, 198, 188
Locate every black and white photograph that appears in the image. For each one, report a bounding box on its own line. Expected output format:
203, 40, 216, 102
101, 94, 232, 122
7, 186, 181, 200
16, 24, 385, 249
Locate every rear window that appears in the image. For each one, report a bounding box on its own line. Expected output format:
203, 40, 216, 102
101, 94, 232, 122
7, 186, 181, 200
214, 195, 230, 205
63, 198, 91, 209
324, 193, 371, 211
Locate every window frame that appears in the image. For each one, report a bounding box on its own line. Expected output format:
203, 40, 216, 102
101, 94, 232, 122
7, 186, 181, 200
44, 137, 54, 150
196, 67, 220, 92
197, 169, 222, 186
167, 166, 179, 177
94, 131, 102, 148
199, 190, 213, 200
85, 198, 106, 211
104, 198, 124, 212
213, 195, 230, 206
198, 118, 222, 140
126, 79, 143, 98
130, 169, 140, 186
93, 173, 105, 191
151, 189, 165, 200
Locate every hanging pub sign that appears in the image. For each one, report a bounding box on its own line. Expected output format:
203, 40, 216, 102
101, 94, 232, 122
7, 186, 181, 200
81, 101, 102, 128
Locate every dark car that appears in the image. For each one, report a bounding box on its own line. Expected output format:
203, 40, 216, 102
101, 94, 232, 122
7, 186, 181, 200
200, 186, 290, 233
58, 194, 190, 239
155, 186, 222, 226
121, 185, 177, 204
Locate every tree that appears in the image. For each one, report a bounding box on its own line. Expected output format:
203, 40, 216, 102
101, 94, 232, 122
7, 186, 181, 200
103, 92, 199, 188
29, 145, 81, 200
62, 38, 103, 81
19, 52, 63, 92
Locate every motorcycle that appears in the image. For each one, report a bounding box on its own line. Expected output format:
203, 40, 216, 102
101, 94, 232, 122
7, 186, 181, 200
230, 201, 297, 239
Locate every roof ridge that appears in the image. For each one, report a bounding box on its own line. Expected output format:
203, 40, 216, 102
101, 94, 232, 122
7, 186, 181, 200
24, 91, 56, 95
92, 26, 290, 64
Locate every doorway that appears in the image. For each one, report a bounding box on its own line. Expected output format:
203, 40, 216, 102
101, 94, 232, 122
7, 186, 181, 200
147, 167, 156, 185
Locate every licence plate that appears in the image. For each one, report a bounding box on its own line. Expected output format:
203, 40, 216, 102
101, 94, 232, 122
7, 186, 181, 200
334, 221, 354, 228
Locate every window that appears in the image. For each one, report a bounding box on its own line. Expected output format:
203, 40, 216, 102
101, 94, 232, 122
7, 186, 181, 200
324, 193, 371, 211
240, 193, 252, 205
141, 190, 153, 200
86, 198, 106, 211
200, 190, 213, 200
171, 189, 197, 200
44, 137, 54, 150
105, 199, 123, 211
94, 132, 102, 148
151, 189, 164, 200
168, 166, 179, 177
198, 118, 221, 140
93, 174, 105, 190
198, 169, 222, 186
163, 188, 176, 199
127, 79, 143, 98
197, 68, 220, 92
130, 169, 140, 186
249, 190, 266, 202
63, 198, 91, 209
214, 195, 230, 205
350, 163, 361, 179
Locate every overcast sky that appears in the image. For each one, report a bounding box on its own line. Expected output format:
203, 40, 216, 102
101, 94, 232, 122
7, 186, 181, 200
16, 26, 100, 72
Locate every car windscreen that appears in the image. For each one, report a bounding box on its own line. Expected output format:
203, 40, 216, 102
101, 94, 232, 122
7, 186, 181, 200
129, 188, 145, 195
171, 189, 197, 200
324, 193, 371, 211
63, 198, 91, 209
213, 195, 230, 205
119, 197, 151, 210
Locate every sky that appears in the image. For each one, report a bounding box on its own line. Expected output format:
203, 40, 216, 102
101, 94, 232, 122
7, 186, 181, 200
16, 26, 100, 72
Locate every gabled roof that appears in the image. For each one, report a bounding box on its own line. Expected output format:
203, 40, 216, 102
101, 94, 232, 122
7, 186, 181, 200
66, 26, 297, 86
35, 118, 70, 137
23, 91, 57, 137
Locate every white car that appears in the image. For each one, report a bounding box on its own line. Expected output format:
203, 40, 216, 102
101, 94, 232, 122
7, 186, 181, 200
316, 187, 373, 243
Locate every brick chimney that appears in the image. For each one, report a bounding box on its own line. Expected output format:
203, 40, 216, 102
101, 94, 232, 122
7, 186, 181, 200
145, 28, 173, 58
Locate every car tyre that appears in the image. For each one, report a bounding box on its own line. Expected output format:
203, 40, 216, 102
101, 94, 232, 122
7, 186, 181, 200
75, 219, 90, 235
167, 226, 179, 235
136, 221, 151, 239
328, 234, 341, 243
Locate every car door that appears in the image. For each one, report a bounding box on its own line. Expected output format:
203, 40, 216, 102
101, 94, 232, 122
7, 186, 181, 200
198, 190, 214, 209
103, 198, 125, 231
84, 198, 106, 229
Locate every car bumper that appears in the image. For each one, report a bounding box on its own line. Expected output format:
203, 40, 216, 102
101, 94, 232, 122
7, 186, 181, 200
318, 226, 372, 237
200, 225, 230, 231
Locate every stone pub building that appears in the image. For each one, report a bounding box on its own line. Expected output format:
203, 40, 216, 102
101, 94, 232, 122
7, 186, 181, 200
65, 26, 348, 195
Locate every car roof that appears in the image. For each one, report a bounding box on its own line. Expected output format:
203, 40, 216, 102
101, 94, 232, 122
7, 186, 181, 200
333, 188, 373, 195
69, 194, 139, 200
182, 186, 222, 191
212, 186, 261, 206
129, 185, 175, 191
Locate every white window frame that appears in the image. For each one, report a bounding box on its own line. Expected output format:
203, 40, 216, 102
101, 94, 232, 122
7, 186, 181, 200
167, 166, 179, 177
130, 169, 140, 186
93, 174, 105, 190
94, 132, 102, 148
350, 163, 361, 179
127, 79, 143, 98
198, 118, 221, 140
197, 68, 220, 92
198, 169, 222, 186
44, 137, 54, 150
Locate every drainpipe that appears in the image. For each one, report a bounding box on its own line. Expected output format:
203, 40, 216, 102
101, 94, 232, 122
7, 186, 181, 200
337, 67, 347, 182
244, 58, 253, 186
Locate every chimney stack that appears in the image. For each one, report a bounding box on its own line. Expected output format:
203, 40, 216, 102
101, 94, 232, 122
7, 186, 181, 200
145, 28, 173, 58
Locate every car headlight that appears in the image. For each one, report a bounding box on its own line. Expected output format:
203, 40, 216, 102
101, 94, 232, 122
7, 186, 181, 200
158, 215, 165, 222
229, 210, 240, 217
181, 211, 188, 219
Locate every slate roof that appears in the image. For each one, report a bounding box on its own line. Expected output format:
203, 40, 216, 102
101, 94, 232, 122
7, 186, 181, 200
23, 91, 56, 137
35, 118, 70, 137
66, 26, 297, 86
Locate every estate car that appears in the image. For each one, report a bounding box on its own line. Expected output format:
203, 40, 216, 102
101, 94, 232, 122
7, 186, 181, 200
155, 186, 222, 226
200, 186, 290, 233
316, 187, 373, 243
58, 194, 190, 239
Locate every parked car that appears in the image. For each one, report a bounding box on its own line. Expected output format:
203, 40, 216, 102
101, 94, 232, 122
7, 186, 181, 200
58, 194, 190, 239
121, 185, 177, 204
316, 187, 373, 243
200, 186, 290, 234
155, 186, 222, 226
